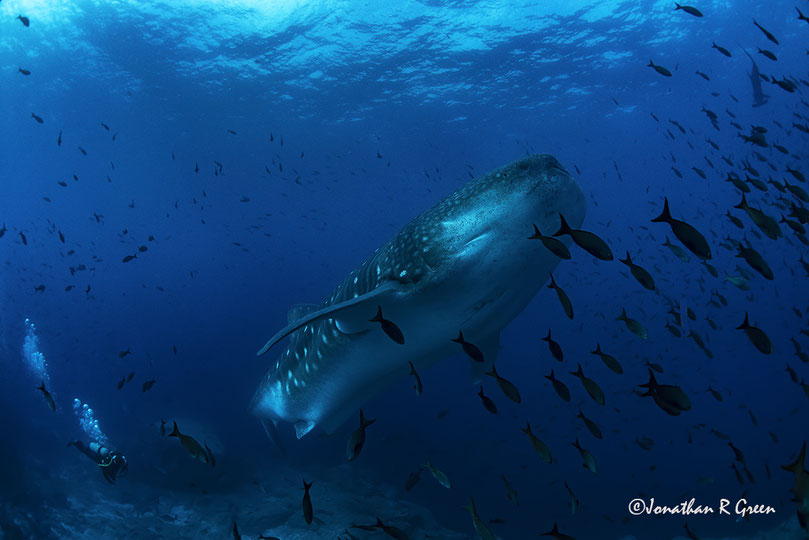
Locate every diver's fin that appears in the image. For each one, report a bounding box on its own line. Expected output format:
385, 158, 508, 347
294, 420, 316, 439
469, 333, 499, 385
259, 417, 287, 456
257, 281, 401, 356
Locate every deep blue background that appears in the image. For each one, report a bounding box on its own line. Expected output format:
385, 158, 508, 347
1, 0, 808, 538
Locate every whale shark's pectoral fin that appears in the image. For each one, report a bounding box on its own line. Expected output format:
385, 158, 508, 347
294, 420, 316, 439
469, 333, 499, 385
256, 281, 402, 356
259, 417, 287, 456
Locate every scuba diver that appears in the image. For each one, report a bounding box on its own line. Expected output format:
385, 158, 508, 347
67, 440, 128, 484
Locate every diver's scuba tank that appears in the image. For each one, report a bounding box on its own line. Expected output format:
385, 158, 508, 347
89, 442, 110, 459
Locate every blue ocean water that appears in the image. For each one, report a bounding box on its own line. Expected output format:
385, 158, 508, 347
1, 0, 808, 538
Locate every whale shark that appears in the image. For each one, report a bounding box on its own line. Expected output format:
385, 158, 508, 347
250, 154, 586, 442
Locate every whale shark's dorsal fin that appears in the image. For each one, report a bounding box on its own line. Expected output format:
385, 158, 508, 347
257, 281, 401, 356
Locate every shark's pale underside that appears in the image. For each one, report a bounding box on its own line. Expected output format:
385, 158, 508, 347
250, 154, 586, 441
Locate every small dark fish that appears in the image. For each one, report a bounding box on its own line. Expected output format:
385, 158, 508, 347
571, 438, 597, 474
542, 330, 563, 362
369, 306, 404, 344
773, 77, 797, 93
521, 422, 552, 463
528, 225, 570, 259
122, 254, 137, 263
18, 67, 31, 75
726, 174, 750, 193
674, 3, 702, 17
553, 214, 613, 260
116, 377, 125, 390
451, 330, 484, 362
78, 146, 87, 156
707, 386, 723, 402
169, 421, 208, 463
786, 167, 806, 183
618, 308, 648, 339
485, 364, 521, 403
346, 409, 375, 461
227, 129, 237, 135
547, 273, 573, 319
302, 480, 313, 525
232, 520, 241, 540
734, 194, 781, 239
31, 112, 43, 124
118, 348, 131, 358
645, 359, 664, 373
19, 232, 27, 245
194, 162, 199, 173
590, 344, 623, 374
17, 15, 30, 27
570, 363, 605, 405
737, 313, 771, 354
0, 224, 5, 239
753, 19, 778, 44
545, 369, 570, 402
736, 242, 773, 280
757, 48, 777, 61
577, 410, 602, 439
57, 130, 62, 146
138, 245, 148, 253
477, 385, 497, 414
142, 379, 156, 392
648, 60, 672, 77
33, 284, 45, 293
712, 42, 731, 57
618, 252, 655, 290
695, 70, 710, 81
205, 442, 216, 467
374, 518, 409, 540
799, 7, 809, 23
651, 198, 711, 259
638, 369, 691, 415
37, 381, 55, 412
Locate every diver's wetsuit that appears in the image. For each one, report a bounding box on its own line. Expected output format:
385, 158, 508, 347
68, 441, 128, 484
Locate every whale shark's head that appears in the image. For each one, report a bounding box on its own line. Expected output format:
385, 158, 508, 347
407, 153, 586, 280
